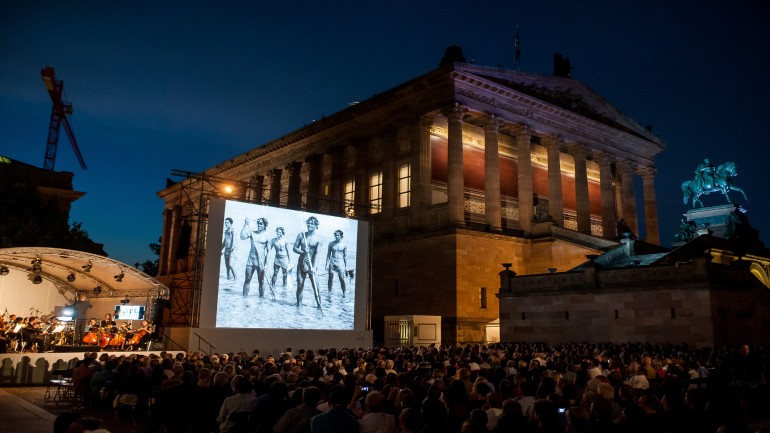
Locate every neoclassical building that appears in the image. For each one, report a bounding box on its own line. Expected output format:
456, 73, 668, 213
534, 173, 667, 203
156, 62, 665, 345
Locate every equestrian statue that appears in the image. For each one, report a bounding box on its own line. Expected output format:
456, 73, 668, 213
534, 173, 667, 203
682, 159, 748, 208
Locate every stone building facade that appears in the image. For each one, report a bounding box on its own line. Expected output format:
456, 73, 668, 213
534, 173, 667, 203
156, 62, 665, 345
497, 235, 770, 348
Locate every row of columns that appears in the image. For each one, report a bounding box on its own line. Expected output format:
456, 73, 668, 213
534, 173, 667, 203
445, 106, 660, 243
160, 106, 660, 269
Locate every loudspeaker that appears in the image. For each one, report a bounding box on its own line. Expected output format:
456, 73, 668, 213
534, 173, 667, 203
54, 345, 100, 352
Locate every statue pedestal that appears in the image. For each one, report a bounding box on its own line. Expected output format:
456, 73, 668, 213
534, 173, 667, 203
683, 204, 739, 239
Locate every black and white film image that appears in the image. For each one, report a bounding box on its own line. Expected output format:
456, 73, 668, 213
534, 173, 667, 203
215, 201, 359, 330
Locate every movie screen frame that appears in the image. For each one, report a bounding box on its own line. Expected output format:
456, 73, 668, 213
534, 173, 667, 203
201, 198, 369, 331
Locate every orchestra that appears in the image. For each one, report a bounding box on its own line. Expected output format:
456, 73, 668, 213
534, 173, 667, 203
1, 307, 156, 353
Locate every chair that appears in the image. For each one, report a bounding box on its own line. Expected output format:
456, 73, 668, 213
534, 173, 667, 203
114, 393, 140, 427
46, 368, 74, 401
45, 369, 68, 400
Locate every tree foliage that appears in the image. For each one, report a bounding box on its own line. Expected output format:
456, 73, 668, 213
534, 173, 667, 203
0, 174, 104, 255
137, 237, 161, 276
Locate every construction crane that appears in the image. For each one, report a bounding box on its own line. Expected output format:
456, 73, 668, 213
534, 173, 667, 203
40, 66, 87, 171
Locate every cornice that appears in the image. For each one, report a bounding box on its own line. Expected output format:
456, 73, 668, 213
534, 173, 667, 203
452, 72, 663, 165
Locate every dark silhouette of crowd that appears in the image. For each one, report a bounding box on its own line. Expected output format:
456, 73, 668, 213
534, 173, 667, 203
56, 342, 770, 433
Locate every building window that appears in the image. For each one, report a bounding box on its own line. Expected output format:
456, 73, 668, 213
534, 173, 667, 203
480, 287, 487, 309
344, 179, 355, 217
565, 311, 569, 320
369, 171, 383, 214
398, 163, 411, 208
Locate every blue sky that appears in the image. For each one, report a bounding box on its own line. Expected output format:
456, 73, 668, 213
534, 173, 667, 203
2, 1, 769, 266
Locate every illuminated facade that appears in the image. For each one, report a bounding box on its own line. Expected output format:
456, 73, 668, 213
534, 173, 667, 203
156, 63, 665, 345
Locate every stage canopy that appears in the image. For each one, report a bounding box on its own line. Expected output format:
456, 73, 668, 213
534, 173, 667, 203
0, 247, 168, 300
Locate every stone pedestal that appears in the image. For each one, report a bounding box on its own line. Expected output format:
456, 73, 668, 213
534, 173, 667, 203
683, 204, 740, 239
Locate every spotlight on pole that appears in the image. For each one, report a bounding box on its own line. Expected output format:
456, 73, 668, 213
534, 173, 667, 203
67, 273, 76, 282
82, 260, 92, 272
0, 266, 8, 276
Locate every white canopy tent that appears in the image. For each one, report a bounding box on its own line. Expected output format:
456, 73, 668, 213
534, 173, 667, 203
0, 247, 169, 319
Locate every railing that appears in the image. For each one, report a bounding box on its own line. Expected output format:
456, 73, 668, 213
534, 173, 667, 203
155, 333, 187, 352
192, 332, 216, 356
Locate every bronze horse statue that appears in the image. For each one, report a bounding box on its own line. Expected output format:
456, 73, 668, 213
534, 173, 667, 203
682, 161, 748, 208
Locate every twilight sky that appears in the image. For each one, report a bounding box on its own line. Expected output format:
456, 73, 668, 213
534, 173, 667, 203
1, 1, 769, 266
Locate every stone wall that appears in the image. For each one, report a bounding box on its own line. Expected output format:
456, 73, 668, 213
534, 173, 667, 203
371, 228, 599, 345
499, 286, 716, 347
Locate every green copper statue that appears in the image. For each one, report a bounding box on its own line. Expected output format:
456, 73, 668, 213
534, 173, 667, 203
682, 159, 748, 208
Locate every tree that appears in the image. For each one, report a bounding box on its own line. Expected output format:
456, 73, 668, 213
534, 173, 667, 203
0, 172, 104, 254
137, 237, 161, 276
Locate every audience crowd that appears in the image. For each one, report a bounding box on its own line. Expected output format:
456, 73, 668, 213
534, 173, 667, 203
56, 341, 770, 433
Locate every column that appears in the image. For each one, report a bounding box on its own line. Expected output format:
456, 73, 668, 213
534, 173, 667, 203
329, 146, 345, 215
286, 161, 302, 209
354, 142, 368, 216
514, 125, 533, 234
484, 115, 503, 232
570, 144, 591, 235
445, 103, 467, 226
252, 175, 265, 204
543, 134, 564, 226
268, 168, 282, 206
169, 205, 182, 274
641, 166, 660, 244
596, 152, 617, 240
411, 115, 434, 224
305, 154, 322, 211
618, 160, 638, 236
159, 208, 173, 275
381, 135, 396, 219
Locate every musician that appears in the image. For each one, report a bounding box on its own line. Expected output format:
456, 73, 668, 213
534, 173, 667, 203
101, 313, 117, 332
21, 316, 43, 352
6, 316, 24, 350
139, 320, 153, 333
2, 314, 17, 336
72, 292, 92, 343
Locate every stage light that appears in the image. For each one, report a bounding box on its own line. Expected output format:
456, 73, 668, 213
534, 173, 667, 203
114, 271, 124, 282
120, 295, 130, 304
222, 184, 235, 195
82, 260, 92, 272
0, 266, 8, 276
93, 286, 102, 295
33, 275, 42, 284
31, 257, 42, 274
67, 273, 76, 282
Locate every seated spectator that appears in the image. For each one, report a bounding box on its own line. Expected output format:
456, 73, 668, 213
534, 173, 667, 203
217, 375, 257, 433
399, 407, 423, 433
491, 399, 528, 433
461, 408, 489, 433
310, 387, 359, 433
624, 366, 649, 390
274, 386, 322, 433
357, 391, 397, 433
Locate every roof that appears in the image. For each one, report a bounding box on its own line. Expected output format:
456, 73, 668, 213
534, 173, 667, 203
0, 247, 169, 300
